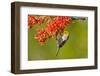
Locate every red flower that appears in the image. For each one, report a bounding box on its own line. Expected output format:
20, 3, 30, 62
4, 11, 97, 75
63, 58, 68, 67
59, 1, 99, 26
37, 18, 43, 24
28, 15, 36, 29
34, 29, 48, 45
45, 16, 72, 37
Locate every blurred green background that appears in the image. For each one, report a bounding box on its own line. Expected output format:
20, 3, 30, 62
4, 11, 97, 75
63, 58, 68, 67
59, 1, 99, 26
28, 17, 88, 61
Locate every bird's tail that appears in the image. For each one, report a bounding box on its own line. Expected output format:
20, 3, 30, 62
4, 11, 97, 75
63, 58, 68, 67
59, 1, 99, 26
56, 48, 60, 56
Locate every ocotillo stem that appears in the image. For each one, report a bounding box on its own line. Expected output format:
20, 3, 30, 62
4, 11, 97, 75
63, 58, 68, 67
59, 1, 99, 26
71, 17, 87, 20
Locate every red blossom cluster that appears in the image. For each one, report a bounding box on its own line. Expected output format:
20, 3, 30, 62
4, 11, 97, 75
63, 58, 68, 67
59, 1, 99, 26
45, 16, 72, 36
34, 29, 48, 45
34, 16, 72, 45
28, 15, 44, 29
37, 18, 43, 24
28, 15, 36, 29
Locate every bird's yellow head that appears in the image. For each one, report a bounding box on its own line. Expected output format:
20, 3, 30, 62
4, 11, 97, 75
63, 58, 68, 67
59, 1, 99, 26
63, 31, 69, 37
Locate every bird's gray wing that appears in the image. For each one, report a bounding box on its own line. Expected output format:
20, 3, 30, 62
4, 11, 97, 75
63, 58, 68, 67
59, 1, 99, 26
58, 35, 69, 48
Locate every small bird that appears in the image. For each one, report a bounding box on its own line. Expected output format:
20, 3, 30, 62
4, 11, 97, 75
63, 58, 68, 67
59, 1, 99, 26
56, 31, 69, 56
